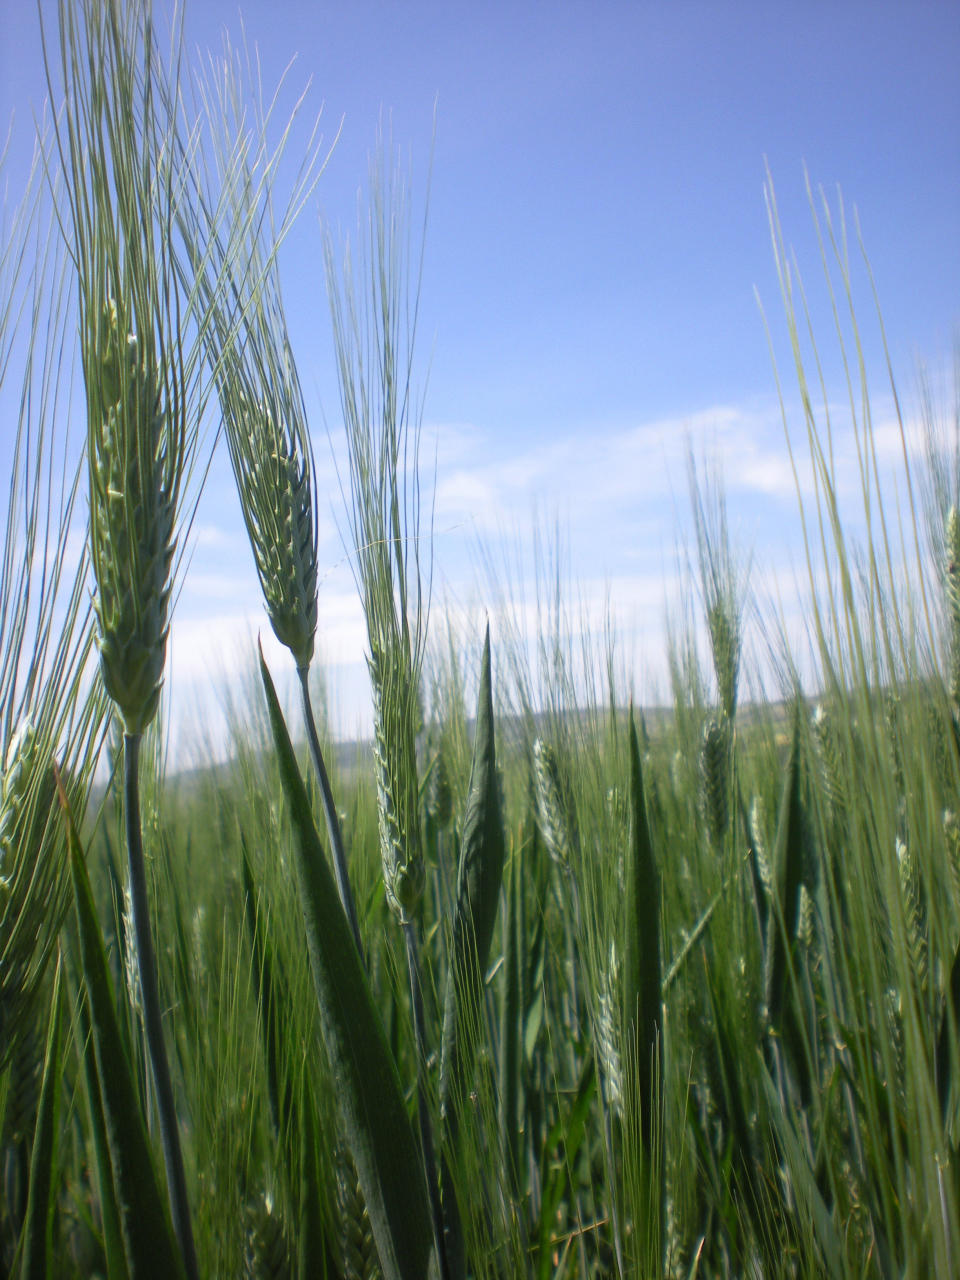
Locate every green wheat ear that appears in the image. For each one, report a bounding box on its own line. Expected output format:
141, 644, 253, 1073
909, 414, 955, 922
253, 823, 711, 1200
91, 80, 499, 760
243, 1190, 291, 1280
532, 737, 574, 871
89, 299, 175, 734
233, 392, 318, 671
425, 738, 453, 831
336, 1142, 382, 1280
369, 645, 425, 922
0, 718, 61, 1066
699, 716, 729, 847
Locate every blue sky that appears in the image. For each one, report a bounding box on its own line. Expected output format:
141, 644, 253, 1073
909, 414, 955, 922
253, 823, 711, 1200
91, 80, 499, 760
1, 1, 958, 759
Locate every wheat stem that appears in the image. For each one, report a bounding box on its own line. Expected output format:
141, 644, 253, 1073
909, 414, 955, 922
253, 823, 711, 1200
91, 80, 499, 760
297, 665, 363, 960
123, 732, 197, 1280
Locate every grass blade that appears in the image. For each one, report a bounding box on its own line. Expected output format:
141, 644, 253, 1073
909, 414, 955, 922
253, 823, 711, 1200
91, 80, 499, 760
622, 706, 662, 1154
765, 707, 807, 1037
499, 837, 523, 1198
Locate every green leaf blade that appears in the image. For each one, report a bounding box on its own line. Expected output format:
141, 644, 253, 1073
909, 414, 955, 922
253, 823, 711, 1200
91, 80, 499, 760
440, 625, 506, 1125
622, 706, 662, 1155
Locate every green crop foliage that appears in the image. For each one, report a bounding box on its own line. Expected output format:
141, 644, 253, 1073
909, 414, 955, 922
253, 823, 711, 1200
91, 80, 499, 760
0, 4, 957, 1278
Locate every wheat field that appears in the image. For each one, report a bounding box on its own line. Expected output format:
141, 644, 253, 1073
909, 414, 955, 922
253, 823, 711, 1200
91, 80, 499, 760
0, 2, 957, 1277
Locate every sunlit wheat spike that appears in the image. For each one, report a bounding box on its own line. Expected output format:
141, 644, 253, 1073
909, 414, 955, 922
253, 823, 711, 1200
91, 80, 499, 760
699, 717, 729, 847
243, 1190, 290, 1280
884, 986, 907, 1108
797, 883, 815, 950
533, 738, 573, 870
707, 600, 740, 726
173, 25, 328, 668
884, 691, 905, 800
121, 877, 143, 1020
88, 302, 176, 734
336, 1142, 382, 1280
369, 647, 424, 922
688, 451, 746, 724
595, 941, 624, 1119
324, 138, 431, 928
943, 809, 960, 912
811, 702, 846, 821
896, 836, 928, 996
231, 392, 318, 670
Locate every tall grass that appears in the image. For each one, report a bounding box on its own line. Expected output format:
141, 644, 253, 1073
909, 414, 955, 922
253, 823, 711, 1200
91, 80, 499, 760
0, 3, 958, 1277
0, 94, 106, 1280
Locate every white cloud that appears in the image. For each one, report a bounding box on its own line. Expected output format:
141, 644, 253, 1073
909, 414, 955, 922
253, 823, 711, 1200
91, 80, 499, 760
155, 387, 936, 767
190, 523, 244, 551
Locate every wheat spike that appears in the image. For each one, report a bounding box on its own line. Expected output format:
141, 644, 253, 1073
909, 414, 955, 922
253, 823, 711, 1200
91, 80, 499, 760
595, 941, 624, 1119
749, 794, 775, 902
336, 1142, 382, 1280
812, 702, 846, 821
89, 302, 176, 735
425, 739, 453, 831
707, 600, 740, 725
884, 691, 906, 801
896, 836, 928, 995
243, 1190, 291, 1280
369, 647, 424, 922
233, 394, 318, 670
797, 883, 815, 950
121, 877, 143, 1020
699, 717, 729, 847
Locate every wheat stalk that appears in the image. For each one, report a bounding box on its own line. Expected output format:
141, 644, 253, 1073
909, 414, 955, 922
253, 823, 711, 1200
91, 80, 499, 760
177, 44, 365, 957
44, 3, 201, 1271
325, 137, 451, 1278
699, 716, 730, 848
336, 1142, 383, 1280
